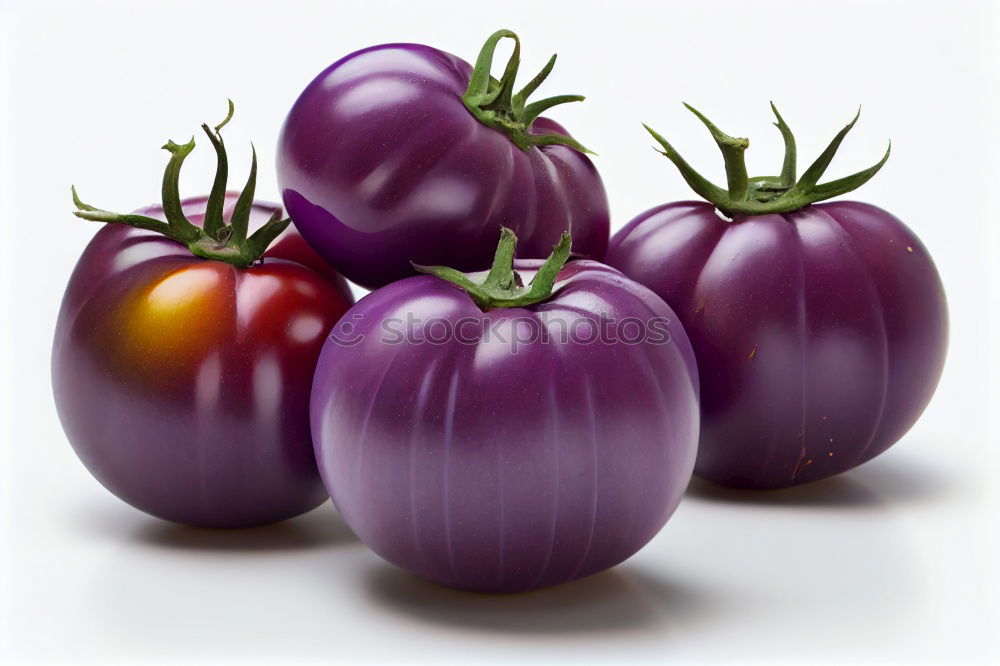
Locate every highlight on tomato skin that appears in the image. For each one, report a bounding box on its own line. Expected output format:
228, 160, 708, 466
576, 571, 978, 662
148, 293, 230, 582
606, 103, 948, 490
54, 106, 355, 528
276, 29, 610, 290
310, 229, 700, 593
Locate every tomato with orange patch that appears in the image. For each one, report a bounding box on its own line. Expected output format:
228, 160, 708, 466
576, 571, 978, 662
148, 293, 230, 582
53, 107, 353, 527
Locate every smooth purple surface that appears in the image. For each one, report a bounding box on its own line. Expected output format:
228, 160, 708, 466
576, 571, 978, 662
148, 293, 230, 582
276, 42, 610, 290
311, 259, 699, 593
606, 200, 948, 489
52, 195, 353, 527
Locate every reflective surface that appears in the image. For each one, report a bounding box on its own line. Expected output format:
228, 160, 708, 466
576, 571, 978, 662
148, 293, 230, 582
606, 201, 948, 488
52, 195, 354, 527
277, 43, 610, 289
311, 260, 700, 592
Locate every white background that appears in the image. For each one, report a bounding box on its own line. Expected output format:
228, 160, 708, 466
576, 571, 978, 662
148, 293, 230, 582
2, 1, 998, 664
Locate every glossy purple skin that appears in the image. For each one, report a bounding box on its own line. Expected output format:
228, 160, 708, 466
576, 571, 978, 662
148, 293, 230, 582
52, 195, 353, 527
276, 42, 610, 290
311, 260, 699, 593
606, 201, 948, 489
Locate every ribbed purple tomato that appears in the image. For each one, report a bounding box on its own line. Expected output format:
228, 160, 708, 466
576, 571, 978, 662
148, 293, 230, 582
53, 106, 353, 527
310, 230, 699, 593
606, 103, 947, 489
277, 29, 610, 290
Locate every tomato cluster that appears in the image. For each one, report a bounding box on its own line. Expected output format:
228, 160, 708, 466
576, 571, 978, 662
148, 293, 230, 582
54, 30, 945, 593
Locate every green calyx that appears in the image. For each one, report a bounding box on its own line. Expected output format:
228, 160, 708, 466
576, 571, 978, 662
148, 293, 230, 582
462, 29, 592, 154
414, 227, 572, 310
644, 102, 892, 218
71, 100, 290, 268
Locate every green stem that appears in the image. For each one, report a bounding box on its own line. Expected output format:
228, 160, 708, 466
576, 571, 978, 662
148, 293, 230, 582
770, 102, 797, 189
683, 103, 750, 201
201, 99, 235, 240
462, 29, 593, 155
512, 53, 556, 113
414, 227, 572, 310
643, 102, 891, 218
160, 139, 201, 243
797, 107, 861, 189
71, 101, 290, 268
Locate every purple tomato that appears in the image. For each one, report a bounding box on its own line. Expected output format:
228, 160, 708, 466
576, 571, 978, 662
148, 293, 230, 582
606, 103, 947, 489
277, 29, 610, 290
53, 105, 354, 527
310, 229, 699, 592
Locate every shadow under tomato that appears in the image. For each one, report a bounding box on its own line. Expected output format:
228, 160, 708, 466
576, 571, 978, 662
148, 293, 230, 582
80, 499, 360, 553
362, 562, 716, 635
686, 449, 953, 509
137, 508, 359, 553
